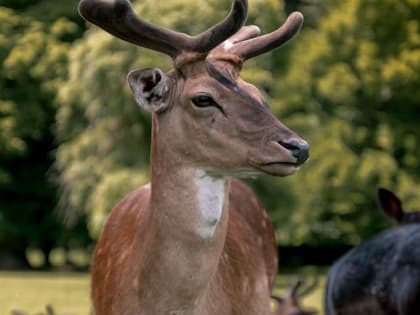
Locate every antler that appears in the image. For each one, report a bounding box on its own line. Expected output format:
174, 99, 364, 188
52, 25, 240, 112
78, 0, 248, 59
210, 11, 303, 63
231, 11, 303, 60
290, 276, 305, 297
271, 277, 319, 315
293, 276, 319, 298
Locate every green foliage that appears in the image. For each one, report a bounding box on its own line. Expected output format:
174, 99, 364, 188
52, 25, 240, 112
55, 0, 420, 247
0, 2, 88, 265
55, 30, 151, 237
268, 0, 420, 245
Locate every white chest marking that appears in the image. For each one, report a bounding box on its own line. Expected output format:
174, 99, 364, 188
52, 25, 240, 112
195, 170, 226, 239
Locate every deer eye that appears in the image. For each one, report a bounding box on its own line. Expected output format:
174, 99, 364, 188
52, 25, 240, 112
192, 95, 215, 107
191, 94, 226, 116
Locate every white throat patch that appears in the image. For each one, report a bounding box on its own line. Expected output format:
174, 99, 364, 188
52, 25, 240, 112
195, 170, 226, 239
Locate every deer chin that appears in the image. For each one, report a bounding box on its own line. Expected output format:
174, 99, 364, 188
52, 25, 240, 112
253, 161, 301, 176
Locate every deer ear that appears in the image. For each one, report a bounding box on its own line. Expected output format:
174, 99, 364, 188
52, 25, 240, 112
127, 68, 171, 113
378, 188, 403, 222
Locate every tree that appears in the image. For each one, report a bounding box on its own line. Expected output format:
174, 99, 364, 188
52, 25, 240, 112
266, 0, 420, 246
0, 1, 88, 268
56, 0, 420, 249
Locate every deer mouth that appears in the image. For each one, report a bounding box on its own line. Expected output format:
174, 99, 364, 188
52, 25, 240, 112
253, 161, 301, 176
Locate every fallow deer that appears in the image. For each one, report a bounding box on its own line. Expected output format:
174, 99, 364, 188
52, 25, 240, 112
325, 188, 420, 315
78, 0, 309, 314
272, 277, 318, 315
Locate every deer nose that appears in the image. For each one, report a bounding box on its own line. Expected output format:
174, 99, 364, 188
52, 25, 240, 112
279, 140, 309, 165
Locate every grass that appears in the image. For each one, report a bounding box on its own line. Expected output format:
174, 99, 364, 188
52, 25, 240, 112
0, 271, 325, 315
0, 272, 91, 315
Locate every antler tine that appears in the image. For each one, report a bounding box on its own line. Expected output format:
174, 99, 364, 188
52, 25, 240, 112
297, 276, 319, 298
192, 0, 248, 53
46, 304, 55, 315
290, 276, 305, 297
79, 0, 248, 59
229, 11, 303, 60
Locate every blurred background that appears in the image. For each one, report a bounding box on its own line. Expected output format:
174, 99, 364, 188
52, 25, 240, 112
1, 0, 419, 314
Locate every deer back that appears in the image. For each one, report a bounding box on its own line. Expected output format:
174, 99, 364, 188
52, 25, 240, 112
325, 189, 420, 315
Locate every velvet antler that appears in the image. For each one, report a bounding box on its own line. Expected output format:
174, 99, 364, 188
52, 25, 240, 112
209, 11, 303, 63
78, 0, 248, 59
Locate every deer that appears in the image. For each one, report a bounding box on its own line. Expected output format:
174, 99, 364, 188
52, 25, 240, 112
78, 0, 309, 314
325, 188, 420, 315
272, 277, 318, 315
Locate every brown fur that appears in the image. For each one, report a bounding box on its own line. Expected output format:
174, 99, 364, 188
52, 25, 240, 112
80, 1, 308, 314
90, 44, 308, 315
90, 54, 308, 315
91, 178, 277, 315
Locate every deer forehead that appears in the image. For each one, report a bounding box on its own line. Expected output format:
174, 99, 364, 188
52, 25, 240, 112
176, 60, 238, 84
177, 61, 265, 103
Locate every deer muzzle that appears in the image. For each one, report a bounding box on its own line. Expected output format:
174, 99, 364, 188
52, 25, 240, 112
278, 139, 309, 165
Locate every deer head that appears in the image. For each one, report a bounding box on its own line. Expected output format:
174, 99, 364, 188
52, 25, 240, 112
78, 0, 309, 177
272, 277, 319, 315
378, 188, 420, 224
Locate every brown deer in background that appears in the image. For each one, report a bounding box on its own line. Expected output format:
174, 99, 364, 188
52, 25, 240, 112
78, 0, 309, 314
272, 277, 318, 315
325, 188, 420, 315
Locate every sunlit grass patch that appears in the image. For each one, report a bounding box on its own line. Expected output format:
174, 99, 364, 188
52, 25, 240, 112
0, 270, 325, 315
0, 272, 90, 315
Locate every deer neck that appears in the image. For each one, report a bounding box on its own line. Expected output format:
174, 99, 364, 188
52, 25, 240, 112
141, 116, 230, 311
149, 115, 230, 240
